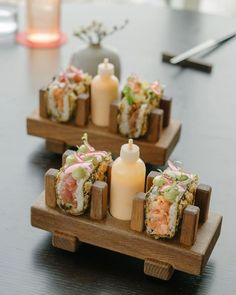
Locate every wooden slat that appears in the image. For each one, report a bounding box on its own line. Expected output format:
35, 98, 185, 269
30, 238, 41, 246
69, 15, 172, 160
75, 95, 90, 127
146, 109, 163, 142
107, 162, 113, 203
90, 181, 108, 220
195, 184, 212, 223
31, 193, 222, 276
160, 96, 172, 128
180, 205, 200, 246
130, 192, 145, 232
45, 168, 58, 208
39, 88, 48, 118
144, 259, 174, 280
27, 109, 181, 165
108, 100, 119, 134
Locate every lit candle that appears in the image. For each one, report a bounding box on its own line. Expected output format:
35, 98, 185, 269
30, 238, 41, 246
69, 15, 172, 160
91, 58, 119, 127
26, 0, 60, 44
110, 139, 146, 220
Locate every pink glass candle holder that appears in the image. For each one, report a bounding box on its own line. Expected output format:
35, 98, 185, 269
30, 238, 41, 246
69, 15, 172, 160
17, 0, 66, 48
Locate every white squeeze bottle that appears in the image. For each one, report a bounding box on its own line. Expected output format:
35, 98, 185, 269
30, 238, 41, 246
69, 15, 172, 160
110, 139, 146, 221
91, 58, 119, 127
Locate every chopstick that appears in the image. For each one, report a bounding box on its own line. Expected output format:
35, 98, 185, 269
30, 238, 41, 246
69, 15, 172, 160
170, 31, 236, 65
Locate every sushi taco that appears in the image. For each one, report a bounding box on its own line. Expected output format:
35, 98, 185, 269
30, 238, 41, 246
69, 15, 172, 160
47, 66, 91, 122
145, 161, 198, 239
118, 74, 164, 138
56, 133, 112, 215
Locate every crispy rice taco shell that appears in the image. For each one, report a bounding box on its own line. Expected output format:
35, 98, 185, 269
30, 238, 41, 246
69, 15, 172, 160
55, 134, 112, 215
145, 163, 198, 239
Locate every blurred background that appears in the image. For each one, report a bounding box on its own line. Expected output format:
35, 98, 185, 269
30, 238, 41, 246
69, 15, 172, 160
1, 0, 236, 16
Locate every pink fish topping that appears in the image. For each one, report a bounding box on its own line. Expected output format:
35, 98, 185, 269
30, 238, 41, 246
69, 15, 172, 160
150, 81, 162, 96
60, 174, 77, 205
146, 196, 171, 236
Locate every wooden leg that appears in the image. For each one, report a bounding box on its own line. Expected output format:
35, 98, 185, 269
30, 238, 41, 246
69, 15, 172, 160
46, 139, 66, 154
39, 88, 48, 119
195, 184, 212, 223
160, 96, 172, 128
145, 171, 161, 192
52, 231, 80, 252
144, 258, 174, 280
109, 100, 119, 134
90, 181, 108, 220
62, 149, 75, 166
130, 192, 145, 232
146, 109, 163, 142
180, 205, 200, 246
45, 168, 58, 208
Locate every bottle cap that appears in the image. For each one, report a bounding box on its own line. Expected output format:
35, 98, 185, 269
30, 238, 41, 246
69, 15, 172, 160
98, 58, 114, 76
120, 139, 140, 162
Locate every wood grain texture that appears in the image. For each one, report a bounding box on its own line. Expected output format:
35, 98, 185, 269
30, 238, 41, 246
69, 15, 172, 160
27, 110, 181, 165
45, 168, 58, 208
46, 139, 67, 154
144, 259, 174, 280
109, 100, 119, 134
145, 171, 160, 192
1, 4, 233, 293
39, 88, 48, 118
31, 192, 222, 276
160, 96, 172, 128
52, 231, 80, 252
90, 181, 108, 220
130, 192, 145, 232
180, 205, 200, 246
107, 162, 113, 202
146, 109, 163, 142
195, 184, 212, 223
75, 95, 90, 127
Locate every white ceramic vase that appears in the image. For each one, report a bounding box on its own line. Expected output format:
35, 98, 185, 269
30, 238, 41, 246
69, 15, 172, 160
70, 44, 121, 80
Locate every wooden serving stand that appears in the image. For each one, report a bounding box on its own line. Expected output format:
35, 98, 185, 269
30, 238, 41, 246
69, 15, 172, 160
27, 88, 181, 165
31, 150, 222, 281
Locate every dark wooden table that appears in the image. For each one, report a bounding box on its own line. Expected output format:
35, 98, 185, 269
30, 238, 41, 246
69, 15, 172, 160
0, 2, 236, 294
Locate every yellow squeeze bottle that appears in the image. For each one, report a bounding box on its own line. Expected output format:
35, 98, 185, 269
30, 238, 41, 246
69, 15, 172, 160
110, 139, 146, 221
91, 58, 119, 127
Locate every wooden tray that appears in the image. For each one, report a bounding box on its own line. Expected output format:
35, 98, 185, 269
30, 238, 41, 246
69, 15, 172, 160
27, 109, 181, 165
26, 88, 181, 165
31, 192, 222, 280
31, 156, 222, 280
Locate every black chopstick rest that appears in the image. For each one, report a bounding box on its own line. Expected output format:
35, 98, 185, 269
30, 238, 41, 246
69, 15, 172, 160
162, 52, 213, 73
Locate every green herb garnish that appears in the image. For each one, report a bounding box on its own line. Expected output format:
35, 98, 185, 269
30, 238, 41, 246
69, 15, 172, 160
163, 186, 180, 203
123, 85, 134, 105
72, 167, 87, 180
153, 176, 166, 187
77, 144, 88, 153
177, 174, 188, 181
66, 154, 76, 165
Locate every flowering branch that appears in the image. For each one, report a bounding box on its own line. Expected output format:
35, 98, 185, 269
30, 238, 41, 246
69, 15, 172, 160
74, 19, 129, 45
